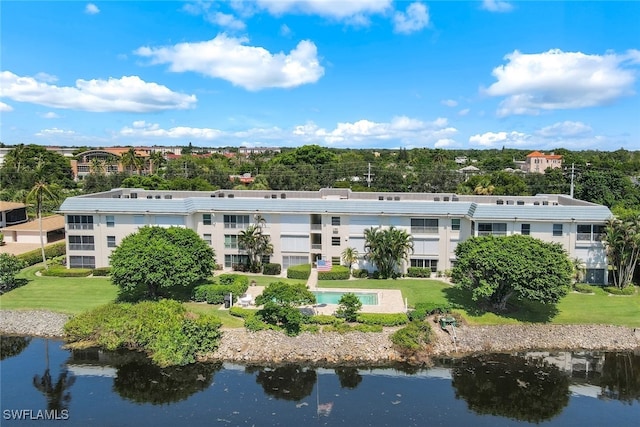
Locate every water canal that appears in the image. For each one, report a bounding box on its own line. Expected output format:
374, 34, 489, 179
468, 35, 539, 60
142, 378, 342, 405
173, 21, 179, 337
1, 337, 639, 426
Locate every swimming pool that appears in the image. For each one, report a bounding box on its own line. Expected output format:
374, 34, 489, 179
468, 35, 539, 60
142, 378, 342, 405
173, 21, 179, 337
312, 291, 379, 305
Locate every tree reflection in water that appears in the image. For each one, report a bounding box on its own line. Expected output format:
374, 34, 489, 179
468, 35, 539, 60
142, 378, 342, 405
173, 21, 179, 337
113, 354, 221, 405
451, 353, 570, 423
1, 336, 31, 360
334, 367, 362, 389
250, 365, 317, 401
33, 340, 76, 412
599, 352, 640, 404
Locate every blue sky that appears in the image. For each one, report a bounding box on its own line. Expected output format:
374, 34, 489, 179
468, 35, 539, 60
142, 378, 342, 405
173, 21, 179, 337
1, 1, 639, 150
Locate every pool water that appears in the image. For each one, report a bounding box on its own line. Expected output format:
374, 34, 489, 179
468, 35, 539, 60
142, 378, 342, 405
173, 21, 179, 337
313, 291, 378, 305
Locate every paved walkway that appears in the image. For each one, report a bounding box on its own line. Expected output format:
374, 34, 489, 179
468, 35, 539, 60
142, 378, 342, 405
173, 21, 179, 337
306, 268, 318, 289
0, 242, 43, 256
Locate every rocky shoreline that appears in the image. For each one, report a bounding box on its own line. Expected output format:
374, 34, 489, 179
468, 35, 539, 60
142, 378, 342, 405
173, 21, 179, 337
1, 310, 639, 365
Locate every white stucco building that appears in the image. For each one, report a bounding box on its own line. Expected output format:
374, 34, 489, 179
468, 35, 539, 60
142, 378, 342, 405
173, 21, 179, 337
58, 188, 612, 284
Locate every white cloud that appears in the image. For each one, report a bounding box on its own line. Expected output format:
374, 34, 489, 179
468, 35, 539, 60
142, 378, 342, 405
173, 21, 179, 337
458, 108, 470, 116
0, 71, 197, 112
0, 101, 13, 112
120, 121, 223, 140
393, 2, 429, 34
35, 128, 76, 137
481, 0, 513, 13
536, 121, 593, 137
40, 112, 61, 119
135, 34, 324, 90
280, 24, 292, 36
434, 138, 457, 148
441, 99, 458, 107
485, 49, 640, 116
85, 3, 100, 15
292, 116, 457, 146
469, 131, 530, 147
34, 72, 58, 83
255, 0, 392, 22
210, 12, 246, 30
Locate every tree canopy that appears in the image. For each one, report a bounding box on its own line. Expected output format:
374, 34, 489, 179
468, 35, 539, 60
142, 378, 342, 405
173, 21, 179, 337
109, 226, 216, 300
452, 235, 572, 311
602, 215, 640, 289
364, 226, 414, 279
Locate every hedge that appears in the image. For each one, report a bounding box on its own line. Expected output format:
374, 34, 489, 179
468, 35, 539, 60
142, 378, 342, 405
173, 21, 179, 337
92, 267, 112, 277
40, 266, 92, 277
352, 269, 369, 278
192, 274, 250, 304
573, 283, 595, 294
407, 267, 432, 278
287, 264, 311, 280
408, 302, 452, 321
306, 314, 344, 325
356, 313, 409, 326
17, 242, 66, 267
318, 265, 350, 280
228, 306, 258, 318
604, 285, 636, 295
263, 263, 281, 275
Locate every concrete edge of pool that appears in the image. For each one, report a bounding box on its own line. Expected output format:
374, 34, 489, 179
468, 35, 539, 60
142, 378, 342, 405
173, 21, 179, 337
310, 287, 406, 315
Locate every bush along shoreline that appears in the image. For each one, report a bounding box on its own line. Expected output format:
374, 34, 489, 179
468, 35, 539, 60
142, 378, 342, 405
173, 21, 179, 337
2, 310, 639, 367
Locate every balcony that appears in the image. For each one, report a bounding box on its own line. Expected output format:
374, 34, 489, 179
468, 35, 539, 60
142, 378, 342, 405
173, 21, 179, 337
310, 224, 322, 231
69, 244, 95, 251
311, 243, 322, 250
68, 224, 94, 230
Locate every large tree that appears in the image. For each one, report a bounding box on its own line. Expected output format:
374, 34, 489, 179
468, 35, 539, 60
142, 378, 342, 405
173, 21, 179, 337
602, 215, 640, 289
110, 226, 215, 300
364, 226, 414, 279
452, 235, 572, 311
254, 282, 316, 335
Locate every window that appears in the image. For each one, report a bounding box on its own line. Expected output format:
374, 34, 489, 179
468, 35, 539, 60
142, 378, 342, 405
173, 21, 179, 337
410, 258, 438, 272
224, 235, 238, 249
282, 255, 309, 270
577, 224, 605, 241
261, 255, 271, 265
223, 215, 250, 229
106, 215, 115, 228
332, 236, 341, 246
203, 233, 212, 245
67, 215, 94, 230
69, 235, 95, 251
69, 256, 95, 269
224, 254, 249, 268
451, 218, 460, 231
478, 223, 507, 236
332, 256, 341, 265
553, 224, 563, 236
411, 218, 439, 234
134, 215, 145, 225
331, 216, 341, 226
203, 214, 212, 226
521, 224, 531, 236
107, 236, 116, 248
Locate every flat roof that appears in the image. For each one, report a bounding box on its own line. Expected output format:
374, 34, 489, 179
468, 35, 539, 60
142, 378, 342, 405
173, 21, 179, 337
0, 214, 65, 232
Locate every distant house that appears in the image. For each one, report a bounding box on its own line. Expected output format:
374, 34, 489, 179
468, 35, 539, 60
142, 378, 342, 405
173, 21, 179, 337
522, 151, 563, 174
0, 214, 65, 244
229, 173, 255, 184
0, 201, 28, 229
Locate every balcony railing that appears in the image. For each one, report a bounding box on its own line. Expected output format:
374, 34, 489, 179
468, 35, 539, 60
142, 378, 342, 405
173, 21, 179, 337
310, 224, 322, 231
68, 224, 94, 230
69, 244, 95, 251
224, 243, 238, 249
311, 243, 322, 250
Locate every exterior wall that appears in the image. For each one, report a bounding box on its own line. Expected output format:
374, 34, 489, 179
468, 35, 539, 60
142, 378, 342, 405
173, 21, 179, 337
60, 192, 610, 284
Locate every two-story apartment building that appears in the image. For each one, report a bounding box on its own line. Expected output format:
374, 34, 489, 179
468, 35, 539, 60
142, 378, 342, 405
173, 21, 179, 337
58, 188, 612, 284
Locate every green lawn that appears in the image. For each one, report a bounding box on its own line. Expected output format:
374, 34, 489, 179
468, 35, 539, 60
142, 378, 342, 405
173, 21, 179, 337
0, 265, 118, 315
319, 278, 640, 327
231, 273, 304, 287
182, 302, 246, 328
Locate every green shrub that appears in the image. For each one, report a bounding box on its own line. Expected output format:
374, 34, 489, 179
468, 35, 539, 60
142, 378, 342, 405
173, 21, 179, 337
287, 263, 311, 280
64, 300, 222, 366
352, 269, 369, 278
92, 267, 112, 276
17, 241, 66, 266
244, 314, 273, 332
307, 314, 344, 325
192, 275, 250, 304
353, 324, 383, 333
573, 283, 596, 294
263, 263, 282, 275
258, 302, 306, 336
604, 285, 636, 295
407, 267, 432, 278
301, 324, 320, 333
408, 302, 452, 321
356, 313, 409, 326
335, 293, 362, 322
322, 323, 383, 333
318, 265, 350, 280
390, 321, 433, 351
229, 306, 257, 318
40, 266, 93, 277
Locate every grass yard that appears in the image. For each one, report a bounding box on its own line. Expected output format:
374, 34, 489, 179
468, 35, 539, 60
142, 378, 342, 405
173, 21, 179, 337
182, 302, 246, 328
319, 278, 640, 327
0, 265, 118, 315
233, 273, 304, 287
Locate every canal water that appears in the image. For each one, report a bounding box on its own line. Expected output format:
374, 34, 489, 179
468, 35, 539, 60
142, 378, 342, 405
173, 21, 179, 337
1, 337, 639, 426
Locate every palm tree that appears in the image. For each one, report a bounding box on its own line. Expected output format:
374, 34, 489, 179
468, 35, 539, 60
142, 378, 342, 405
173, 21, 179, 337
571, 257, 585, 284
238, 219, 273, 273
364, 226, 413, 279
148, 151, 165, 175
33, 340, 76, 413
89, 157, 105, 175
341, 247, 359, 276
27, 177, 59, 270
602, 216, 640, 289
121, 148, 143, 175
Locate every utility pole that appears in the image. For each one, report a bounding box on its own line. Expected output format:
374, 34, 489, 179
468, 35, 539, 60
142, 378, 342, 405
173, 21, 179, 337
570, 163, 575, 198
366, 162, 374, 188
